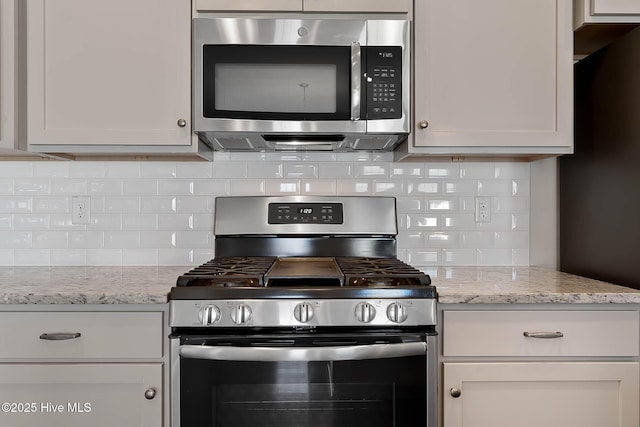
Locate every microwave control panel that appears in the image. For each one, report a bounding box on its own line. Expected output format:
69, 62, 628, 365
364, 46, 403, 120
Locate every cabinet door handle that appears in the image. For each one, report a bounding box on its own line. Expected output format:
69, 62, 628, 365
523, 331, 564, 339
450, 388, 461, 398
418, 120, 429, 129
39, 332, 81, 341
144, 388, 157, 400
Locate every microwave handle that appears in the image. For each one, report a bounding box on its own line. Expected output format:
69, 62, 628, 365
351, 42, 361, 121
179, 342, 426, 362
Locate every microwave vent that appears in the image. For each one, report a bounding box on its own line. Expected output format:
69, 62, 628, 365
352, 137, 395, 151
213, 137, 255, 151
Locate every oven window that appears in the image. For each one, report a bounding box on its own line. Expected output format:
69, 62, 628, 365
202, 45, 352, 121
180, 356, 426, 427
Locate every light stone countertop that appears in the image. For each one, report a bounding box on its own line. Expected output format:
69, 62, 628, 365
425, 266, 640, 304
0, 266, 638, 305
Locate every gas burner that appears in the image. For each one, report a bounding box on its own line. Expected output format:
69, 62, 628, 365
336, 257, 432, 287
176, 256, 276, 287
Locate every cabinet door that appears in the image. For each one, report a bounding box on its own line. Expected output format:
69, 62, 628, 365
195, 0, 303, 12
0, 0, 18, 153
591, 0, 640, 15
26, 0, 191, 148
413, 0, 572, 154
443, 362, 640, 427
0, 364, 162, 427
303, 0, 410, 13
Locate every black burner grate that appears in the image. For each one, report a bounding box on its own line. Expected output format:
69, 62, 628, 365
176, 256, 430, 288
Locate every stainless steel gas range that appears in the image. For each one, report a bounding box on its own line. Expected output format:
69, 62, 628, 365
169, 196, 437, 427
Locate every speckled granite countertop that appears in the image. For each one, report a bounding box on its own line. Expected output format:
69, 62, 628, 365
424, 266, 640, 304
0, 266, 638, 305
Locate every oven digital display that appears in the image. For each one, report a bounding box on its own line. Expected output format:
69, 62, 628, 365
268, 203, 343, 224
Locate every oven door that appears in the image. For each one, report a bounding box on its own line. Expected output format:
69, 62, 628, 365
172, 331, 435, 427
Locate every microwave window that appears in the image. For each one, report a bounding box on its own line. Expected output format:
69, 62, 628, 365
201, 45, 352, 120
215, 64, 337, 114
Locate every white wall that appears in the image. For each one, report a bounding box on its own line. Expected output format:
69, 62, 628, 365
0, 151, 530, 266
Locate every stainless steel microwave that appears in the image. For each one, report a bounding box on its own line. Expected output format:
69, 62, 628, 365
192, 17, 410, 152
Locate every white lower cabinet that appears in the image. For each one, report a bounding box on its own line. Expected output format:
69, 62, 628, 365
443, 362, 640, 427
0, 364, 162, 427
0, 308, 167, 427
441, 308, 640, 427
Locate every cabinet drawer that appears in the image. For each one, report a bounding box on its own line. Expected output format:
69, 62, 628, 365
0, 312, 163, 359
443, 310, 640, 357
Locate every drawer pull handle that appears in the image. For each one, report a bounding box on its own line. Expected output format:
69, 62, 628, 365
39, 332, 82, 341
523, 331, 564, 339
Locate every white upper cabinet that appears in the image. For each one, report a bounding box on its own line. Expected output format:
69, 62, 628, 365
401, 0, 573, 160
575, 0, 640, 25
26, 0, 203, 158
0, 0, 29, 156
195, 0, 409, 13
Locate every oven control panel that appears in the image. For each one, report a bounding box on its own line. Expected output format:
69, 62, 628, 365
268, 203, 344, 224
171, 299, 437, 328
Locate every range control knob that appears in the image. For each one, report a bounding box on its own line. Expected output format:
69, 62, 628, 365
198, 304, 221, 326
354, 302, 376, 323
386, 302, 408, 323
231, 304, 252, 325
294, 302, 314, 323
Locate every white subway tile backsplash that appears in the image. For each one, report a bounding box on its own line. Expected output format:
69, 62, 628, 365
88, 179, 123, 196
158, 179, 194, 196
0, 179, 13, 195
373, 181, 404, 196
336, 180, 371, 195
86, 249, 122, 266
355, 164, 388, 177
0, 159, 530, 267
14, 249, 49, 266
14, 214, 50, 230
123, 179, 158, 196
51, 249, 86, 266
248, 162, 283, 179
175, 196, 214, 213
229, 179, 266, 195
51, 179, 88, 195
177, 162, 213, 178
477, 248, 513, 265
284, 163, 318, 179
69, 231, 104, 249
122, 249, 158, 265
301, 180, 336, 195
33, 197, 69, 213
104, 231, 140, 248
0, 214, 12, 229
212, 162, 248, 178
32, 231, 67, 248
0, 163, 33, 178
33, 162, 69, 178
140, 162, 177, 178
407, 182, 440, 195
0, 231, 31, 248
0, 250, 14, 265
69, 162, 106, 178
265, 180, 300, 194
105, 196, 140, 213
89, 214, 123, 230
123, 214, 158, 231
15, 180, 51, 195
105, 162, 141, 178
0, 197, 32, 213
319, 162, 353, 178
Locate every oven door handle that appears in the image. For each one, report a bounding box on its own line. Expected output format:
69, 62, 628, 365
179, 342, 426, 362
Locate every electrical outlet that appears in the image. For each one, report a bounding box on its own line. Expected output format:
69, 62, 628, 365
72, 196, 91, 224
474, 197, 491, 223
